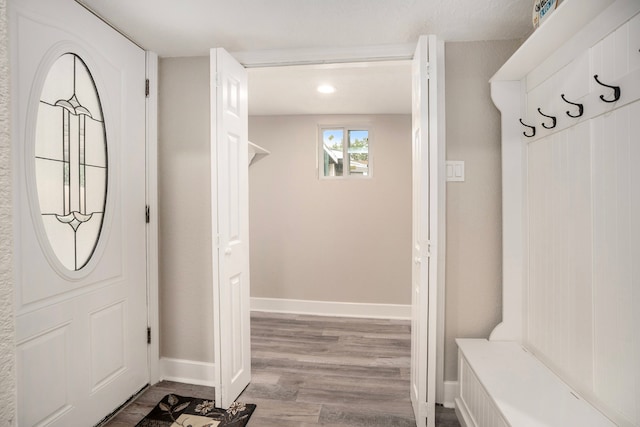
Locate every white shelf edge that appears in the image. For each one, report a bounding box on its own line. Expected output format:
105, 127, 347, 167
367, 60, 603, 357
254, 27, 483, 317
248, 141, 270, 166
248, 141, 270, 155
491, 0, 615, 82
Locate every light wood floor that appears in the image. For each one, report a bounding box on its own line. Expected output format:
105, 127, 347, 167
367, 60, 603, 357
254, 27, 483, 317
103, 312, 460, 426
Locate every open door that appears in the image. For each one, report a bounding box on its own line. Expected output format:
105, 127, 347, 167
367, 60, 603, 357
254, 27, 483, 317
10, 0, 149, 425
410, 35, 444, 427
210, 48, 252, 408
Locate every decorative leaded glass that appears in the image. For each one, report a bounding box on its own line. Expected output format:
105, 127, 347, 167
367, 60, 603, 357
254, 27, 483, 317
35, 53, 107, 271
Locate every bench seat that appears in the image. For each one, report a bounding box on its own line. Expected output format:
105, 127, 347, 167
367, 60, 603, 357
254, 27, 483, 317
455, 339, 615, 427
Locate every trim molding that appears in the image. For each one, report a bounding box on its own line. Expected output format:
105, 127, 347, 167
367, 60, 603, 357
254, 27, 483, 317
160, 357, 216, 386
443, 381, 459, 408
251, 297, 411, 320
231, 43, 415, 68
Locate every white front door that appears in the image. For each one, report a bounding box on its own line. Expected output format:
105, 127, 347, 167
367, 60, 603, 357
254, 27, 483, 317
410, 35, 443, 427
210, 48, 252, 409
10, 1, 149, 426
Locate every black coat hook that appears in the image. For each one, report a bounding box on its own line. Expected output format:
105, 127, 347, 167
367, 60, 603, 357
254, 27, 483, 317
593, 74, 621, 103
519, 118, 536, 138
560, 94, 584, 118
537, 108, 557, 129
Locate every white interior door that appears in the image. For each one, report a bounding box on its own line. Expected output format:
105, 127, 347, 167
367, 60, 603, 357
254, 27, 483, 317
10, 0, 149, 426
410, 35, 443, 427
210, 48, 252, 409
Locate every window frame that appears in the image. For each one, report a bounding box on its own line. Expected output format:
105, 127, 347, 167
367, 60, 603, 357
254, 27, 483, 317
318, 124, 373, 180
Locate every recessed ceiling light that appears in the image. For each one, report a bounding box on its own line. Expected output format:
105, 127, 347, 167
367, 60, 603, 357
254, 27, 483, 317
317, 84, 336, 94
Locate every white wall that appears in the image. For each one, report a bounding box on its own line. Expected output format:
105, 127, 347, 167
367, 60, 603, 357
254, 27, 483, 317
158, 57, 215, 362
249, 114, 412, 305
444, 40, 521, 381
0, 0, 16, 424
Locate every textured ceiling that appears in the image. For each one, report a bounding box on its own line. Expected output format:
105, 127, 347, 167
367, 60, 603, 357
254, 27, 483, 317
76, 0, 531, 115
77, 0, 533, 57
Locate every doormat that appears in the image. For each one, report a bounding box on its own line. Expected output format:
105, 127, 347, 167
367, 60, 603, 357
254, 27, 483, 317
136, 394, 256, 427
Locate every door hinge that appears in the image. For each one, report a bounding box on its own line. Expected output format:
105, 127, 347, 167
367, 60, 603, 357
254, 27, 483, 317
215, 72, 221, 87
145, 79, 150, 97
420, 401, 430, 418
147, 327, 151, 344
145, 205, 150, 223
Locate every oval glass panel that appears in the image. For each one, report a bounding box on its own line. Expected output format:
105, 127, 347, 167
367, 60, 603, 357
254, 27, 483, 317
35, 53, 107, 271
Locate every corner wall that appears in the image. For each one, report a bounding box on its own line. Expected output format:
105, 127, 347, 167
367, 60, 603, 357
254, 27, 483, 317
0, 0, 17, 424
158, 57, 215, 362
443, 40, 521, 382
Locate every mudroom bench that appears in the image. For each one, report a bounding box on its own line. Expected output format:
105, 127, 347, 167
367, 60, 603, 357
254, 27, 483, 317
453, 1, 640, 426
455, 339, 615, 427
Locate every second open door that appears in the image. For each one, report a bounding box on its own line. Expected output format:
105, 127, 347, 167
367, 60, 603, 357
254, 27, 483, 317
211, 47, 252, 408
410, 35, 445, 427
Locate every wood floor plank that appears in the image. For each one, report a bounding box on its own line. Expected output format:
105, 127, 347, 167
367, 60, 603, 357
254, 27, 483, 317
242, 397, 322, 424
278, 372, 410, 394
319, 404, 416, 427
102, 311, 460, 427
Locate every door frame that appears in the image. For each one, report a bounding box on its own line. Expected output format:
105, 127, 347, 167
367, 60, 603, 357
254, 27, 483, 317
230, 42, 446, 403
145, 51, 161, 384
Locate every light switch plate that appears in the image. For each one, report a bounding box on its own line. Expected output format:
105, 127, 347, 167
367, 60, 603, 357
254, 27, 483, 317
446, 161, 465, 182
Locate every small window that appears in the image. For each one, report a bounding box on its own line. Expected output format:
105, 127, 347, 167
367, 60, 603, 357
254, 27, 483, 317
319, 126, 371, 178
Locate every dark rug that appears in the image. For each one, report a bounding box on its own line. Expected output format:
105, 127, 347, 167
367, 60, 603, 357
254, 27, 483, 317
136, 394, 256, 427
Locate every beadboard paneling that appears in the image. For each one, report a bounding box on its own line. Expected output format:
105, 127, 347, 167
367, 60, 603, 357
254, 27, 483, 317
457, 355, 508, 427
527, 121, 594, 392
629, 13, 640, 73
525, 23, 640, 424
591, 101, 639, 424
590, 12, 640, 85
633, 99, 640, 427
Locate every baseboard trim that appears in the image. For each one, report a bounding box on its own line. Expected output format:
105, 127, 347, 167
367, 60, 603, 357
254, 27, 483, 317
159, 357, 216, 386
250, 297, 411, 320
443, 380, 459, 408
